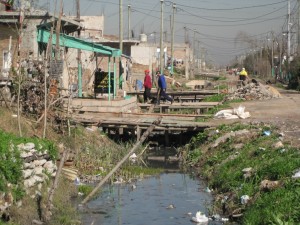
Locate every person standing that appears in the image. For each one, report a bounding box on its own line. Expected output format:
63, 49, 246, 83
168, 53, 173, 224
6, 0, 14, 11
156, 72, 173, 105
143, 69, 152, 103
239, 68, 248, 81
239, 68, 248, 86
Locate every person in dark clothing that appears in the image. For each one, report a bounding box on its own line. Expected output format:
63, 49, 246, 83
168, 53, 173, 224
143, 69, 152, 103
6, 0, 14, 11
156, 72, 173, 105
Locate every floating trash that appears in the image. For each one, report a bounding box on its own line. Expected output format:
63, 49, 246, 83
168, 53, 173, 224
191, 211, 209, 224
205, 187, 212, 193
211, 214, 221, 221
166, 204, 175, 209
263, 130, 271, 136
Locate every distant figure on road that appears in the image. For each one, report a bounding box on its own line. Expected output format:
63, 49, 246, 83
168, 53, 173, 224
156, 71, 173, 105
143, 69, 152, 103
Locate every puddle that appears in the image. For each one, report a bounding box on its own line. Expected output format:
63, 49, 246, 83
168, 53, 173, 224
79, 173, 223, 225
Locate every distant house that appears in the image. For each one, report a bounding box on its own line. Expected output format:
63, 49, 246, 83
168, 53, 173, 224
0, 6, 123, 97
0, 4, 82, 90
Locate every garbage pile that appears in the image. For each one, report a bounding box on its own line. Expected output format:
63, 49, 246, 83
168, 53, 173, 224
214, 105, 250, 120
227, 80, 282, 101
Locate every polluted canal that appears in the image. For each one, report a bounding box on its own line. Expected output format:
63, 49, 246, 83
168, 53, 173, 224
79, 172, 224, 225
78, 131, 225, 225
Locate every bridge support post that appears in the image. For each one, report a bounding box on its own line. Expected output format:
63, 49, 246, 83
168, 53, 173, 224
165, 130, 169, 147
136, 125, 141, 140
179, 131, 183, 145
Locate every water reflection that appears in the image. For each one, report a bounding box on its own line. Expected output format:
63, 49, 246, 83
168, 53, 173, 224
80, 173, 222, 225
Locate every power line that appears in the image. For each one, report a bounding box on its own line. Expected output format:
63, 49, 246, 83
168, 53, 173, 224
171, 0, 292, 11
133, 6, 286, 27
179, 4, 287, 23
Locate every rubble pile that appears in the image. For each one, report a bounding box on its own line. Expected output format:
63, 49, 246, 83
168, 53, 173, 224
227, 81, 282, 101
18, 142, 57, 189
0, 142, 57, 218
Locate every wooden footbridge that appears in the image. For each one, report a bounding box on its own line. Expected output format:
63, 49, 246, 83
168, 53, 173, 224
127, 90, 219, 102
66, 89, 220, 142
71, 112, 213, 141
138, 101, 220, 114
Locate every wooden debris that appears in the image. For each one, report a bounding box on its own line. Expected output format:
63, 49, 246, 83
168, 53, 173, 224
81, 117, 162, 204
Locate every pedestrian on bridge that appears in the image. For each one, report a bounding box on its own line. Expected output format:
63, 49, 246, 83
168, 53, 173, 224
143, 69, 152, 103
156, 71, 173, 105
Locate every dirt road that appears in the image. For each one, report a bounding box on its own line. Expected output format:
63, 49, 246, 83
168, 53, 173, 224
213, 73, 300, 147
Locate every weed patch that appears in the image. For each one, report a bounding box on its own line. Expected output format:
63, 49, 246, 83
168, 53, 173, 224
182, 123, 300, 224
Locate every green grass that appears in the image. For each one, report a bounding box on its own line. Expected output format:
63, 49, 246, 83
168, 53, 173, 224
214, 84, 228, 90
243, 180, 300, 224
203, 94, 226, 102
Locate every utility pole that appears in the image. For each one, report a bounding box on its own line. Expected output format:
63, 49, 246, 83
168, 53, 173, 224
55, 0, 63, 60
279, 40, 282, 78
160, 0, 164, 74
260, 46, 262, 76
298, 0, 300, 54
128, 4, 131, 40
197, 40, 201, 71
287, 0, 291, 65
272, 38, 274, 77
170, 3, 176, 75
46, 0, 50, 11
76, 0, 82, 97
164, 31, 167, 43
202, 47, 206, 71
268, 32, 274, 77
119, 0, 123, 91
192, 29, 196, 78
184, 26, 188, 44
119, 0, 123, 53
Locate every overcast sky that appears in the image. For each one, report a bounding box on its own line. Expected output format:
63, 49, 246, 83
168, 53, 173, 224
37, 0, 295, 66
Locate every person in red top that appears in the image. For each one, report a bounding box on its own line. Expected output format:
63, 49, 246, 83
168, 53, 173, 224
143, 69, 152, 103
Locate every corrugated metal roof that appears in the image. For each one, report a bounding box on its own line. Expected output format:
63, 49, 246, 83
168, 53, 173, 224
37, 28, 121, 57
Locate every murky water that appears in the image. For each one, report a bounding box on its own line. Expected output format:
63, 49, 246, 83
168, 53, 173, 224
80, 173, 222, 225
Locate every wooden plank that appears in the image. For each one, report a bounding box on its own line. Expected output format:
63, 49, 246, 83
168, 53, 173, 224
138, 102, 219, 107
72, 112, 209, 120
127, 90, 218, 95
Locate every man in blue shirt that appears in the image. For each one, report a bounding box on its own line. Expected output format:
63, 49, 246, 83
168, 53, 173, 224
156, 71, 173, 105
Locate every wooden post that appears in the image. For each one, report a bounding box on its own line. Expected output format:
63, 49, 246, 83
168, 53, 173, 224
81, 117, 162, 205
44, 148, 70, 222
136, 125, 141, 140
164, 130, 169, 147
179, 131, 183, 145
55, 0, 63, 60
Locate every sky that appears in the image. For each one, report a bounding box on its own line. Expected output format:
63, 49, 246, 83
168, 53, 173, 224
36, 0, 296, 67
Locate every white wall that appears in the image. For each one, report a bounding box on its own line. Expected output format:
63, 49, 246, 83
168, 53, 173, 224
81, 15, 104, 40
131, 45, 157, 66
